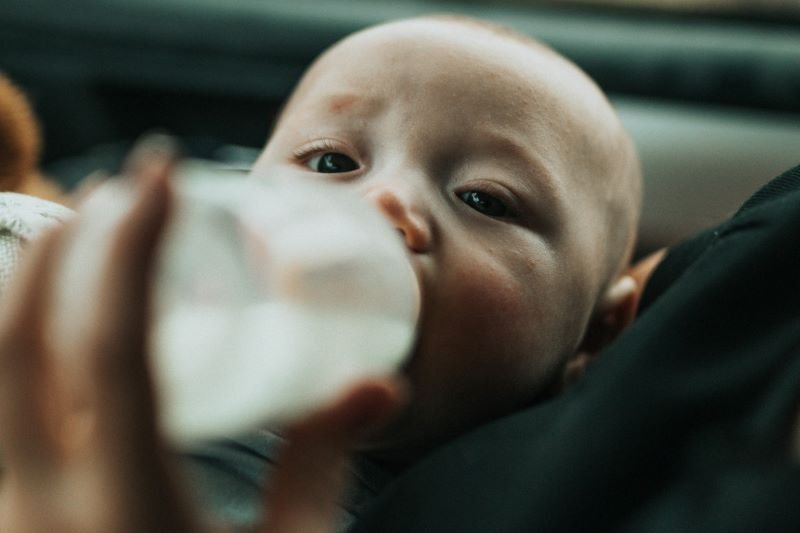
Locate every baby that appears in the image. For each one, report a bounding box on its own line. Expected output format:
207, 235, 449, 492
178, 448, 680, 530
0, 13, 643, 532
251, 14, 642, 468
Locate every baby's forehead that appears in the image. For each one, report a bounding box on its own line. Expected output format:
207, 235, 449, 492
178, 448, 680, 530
290, 25, 566, 117
305, 21, 600, 116
279, 18, 622, 179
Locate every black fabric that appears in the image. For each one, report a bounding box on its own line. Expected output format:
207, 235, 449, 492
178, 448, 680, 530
737, 164, 800, 216
637, 226, 717, 314
349, 164, 800, 532
639, 162, 800, 314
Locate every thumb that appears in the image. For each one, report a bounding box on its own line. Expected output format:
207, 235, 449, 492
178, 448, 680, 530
263, 378, 406, 533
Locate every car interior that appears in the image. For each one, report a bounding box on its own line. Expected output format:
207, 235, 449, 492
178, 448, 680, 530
1, 0, 799, 254
1, 3, 800, 530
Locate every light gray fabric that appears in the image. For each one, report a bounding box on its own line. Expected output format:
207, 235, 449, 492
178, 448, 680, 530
0, 192, 73, 296
180, 430, 393, 531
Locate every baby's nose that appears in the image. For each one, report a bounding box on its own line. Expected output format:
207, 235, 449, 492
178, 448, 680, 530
363, 186, 432, 253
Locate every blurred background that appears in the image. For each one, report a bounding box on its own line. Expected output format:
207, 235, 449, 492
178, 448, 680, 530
1, 0, 799, 255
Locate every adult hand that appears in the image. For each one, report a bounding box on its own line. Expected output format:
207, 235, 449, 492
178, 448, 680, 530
0, 141, 405, 533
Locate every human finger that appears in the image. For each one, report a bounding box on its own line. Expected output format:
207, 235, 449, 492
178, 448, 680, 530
264, 377, 407, 533
70, 141, 200, 531
86, 138, 176, 450
0, 225, 68, 476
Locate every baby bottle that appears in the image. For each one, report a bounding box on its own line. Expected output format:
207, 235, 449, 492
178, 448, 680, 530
53, 163, 420, 444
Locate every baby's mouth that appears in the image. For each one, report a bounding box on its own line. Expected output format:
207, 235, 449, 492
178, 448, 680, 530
398, 271, 426, 376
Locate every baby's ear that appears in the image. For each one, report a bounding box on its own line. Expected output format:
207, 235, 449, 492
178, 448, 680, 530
588, 274, 640, 352
561, 273, 640, 388
561, 250, 667, 388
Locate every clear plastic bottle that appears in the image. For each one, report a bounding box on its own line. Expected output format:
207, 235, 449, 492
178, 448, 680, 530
54, 163, 419, 445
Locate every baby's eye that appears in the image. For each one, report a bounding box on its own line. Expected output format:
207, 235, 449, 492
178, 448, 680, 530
459, 191, 510, 217
307, 152, 359, 173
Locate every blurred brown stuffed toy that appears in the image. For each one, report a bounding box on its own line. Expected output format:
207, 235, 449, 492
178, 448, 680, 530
0, 73, 68, 204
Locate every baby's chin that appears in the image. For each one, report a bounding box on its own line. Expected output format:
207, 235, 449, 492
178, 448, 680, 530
354, 410, 438, 472
354, 393, 489, 472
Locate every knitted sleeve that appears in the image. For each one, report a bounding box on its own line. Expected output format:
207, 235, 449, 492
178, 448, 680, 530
0, 192, 73, 296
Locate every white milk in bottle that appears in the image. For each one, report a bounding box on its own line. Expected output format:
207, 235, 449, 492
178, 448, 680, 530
54, 163, 420, 444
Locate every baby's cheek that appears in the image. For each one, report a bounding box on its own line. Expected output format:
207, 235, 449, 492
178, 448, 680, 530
438, 262, 545, 353
404, 262, 558, 435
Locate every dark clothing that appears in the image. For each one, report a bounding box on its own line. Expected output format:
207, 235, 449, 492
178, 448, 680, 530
349, 164, 800, 532
639, 165, 800, 311
182, 165, 800, 532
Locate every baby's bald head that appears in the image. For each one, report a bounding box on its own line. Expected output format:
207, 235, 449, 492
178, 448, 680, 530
279, 15, 641, 293
260, 15, 642, 458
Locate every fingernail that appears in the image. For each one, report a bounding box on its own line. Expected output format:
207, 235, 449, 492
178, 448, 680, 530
124, 133, 180, 178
